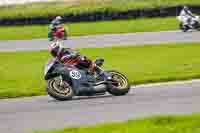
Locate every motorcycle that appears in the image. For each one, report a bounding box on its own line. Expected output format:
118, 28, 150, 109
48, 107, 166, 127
48, 24, 68, 41
177, 15, 200, 32
44, 56, 130, 101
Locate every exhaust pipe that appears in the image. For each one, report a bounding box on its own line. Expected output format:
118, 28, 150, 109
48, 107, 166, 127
95, 81, 106, 86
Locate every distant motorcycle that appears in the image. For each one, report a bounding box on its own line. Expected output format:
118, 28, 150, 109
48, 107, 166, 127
177, 15, 200, 32
52, 24, 68, 41
44, 57, 130, 101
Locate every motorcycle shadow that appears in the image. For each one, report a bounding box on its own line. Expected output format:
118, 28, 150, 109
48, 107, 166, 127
49, 94, 112, 102
50, 93, 135, 102
73, 94, 112, 101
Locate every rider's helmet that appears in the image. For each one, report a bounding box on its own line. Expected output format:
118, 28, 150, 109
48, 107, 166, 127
49, 41, 62, 57
183, 6, 189, 11
55, 16, 62, 21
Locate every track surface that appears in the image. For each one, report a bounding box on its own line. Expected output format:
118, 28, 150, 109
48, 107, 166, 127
0, 31, 200, 52
0, 80, 200, 133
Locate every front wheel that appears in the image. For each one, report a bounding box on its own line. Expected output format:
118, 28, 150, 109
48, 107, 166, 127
106, 70, 130, 96
194, 22, 200, 31
182, 25, 190, 32
46, 76, 74, 101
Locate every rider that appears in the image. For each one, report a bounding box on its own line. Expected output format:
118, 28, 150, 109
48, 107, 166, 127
179, 6, 195, 25
49, 41, 104, 76
48, 16, 67, 41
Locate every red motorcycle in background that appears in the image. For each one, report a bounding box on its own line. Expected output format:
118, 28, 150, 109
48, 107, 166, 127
52, 24, 68, 41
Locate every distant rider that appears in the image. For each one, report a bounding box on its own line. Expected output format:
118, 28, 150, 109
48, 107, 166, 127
49, 41, 104, 76
179, 6, 195, 25
48, 16, 67, 41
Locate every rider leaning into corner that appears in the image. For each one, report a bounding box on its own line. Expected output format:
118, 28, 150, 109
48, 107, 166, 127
179, 6, 195, 25
48, 16, 67, 41
49, 41, 105, 78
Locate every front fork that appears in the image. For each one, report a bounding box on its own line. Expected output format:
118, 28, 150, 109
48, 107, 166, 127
59, 75, 64, 86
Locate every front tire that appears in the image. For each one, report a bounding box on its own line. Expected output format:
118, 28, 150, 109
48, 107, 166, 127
194, 22, 200, 31
180, 23, 189, 32
182, 25, 189, 32
46, 76, 74, 101
106, 70, 130, 96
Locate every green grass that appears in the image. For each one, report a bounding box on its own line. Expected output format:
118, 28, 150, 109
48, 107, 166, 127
34, 113, 200, 133
0, 0, 200, 19
1, 43, 200, 98
0, 17, 178, 40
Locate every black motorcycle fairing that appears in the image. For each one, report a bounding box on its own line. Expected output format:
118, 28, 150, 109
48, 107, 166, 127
44, 59, 102, 95
44, 58, 130, 100
68, 68, 106, 95
44, 59, 60, 80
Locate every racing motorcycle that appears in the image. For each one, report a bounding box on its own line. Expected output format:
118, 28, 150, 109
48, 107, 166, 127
177, 15, 200, 32
52, 24, 68, 41
44, 56, 130, 101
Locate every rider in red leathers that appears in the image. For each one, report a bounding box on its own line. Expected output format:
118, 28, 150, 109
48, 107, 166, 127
49, 41, 104, 75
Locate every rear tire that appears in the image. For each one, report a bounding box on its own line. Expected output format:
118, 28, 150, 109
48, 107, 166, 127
106, 70, 130, 96
63, 30, 68, 40
46, 76, 74, 101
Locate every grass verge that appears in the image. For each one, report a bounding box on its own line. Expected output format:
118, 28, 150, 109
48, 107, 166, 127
0, 0, 200, 19
34, 113, 200, 133
0, 17, 178, 40
1, 43, 200, 98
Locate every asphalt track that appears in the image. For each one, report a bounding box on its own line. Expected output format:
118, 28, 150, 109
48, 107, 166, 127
0, 80, 200, 133
0, 31, 200, 133
0, 30, 200, 52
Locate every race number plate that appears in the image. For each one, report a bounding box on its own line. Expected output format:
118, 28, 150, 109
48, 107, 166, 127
69, 70, 82, 79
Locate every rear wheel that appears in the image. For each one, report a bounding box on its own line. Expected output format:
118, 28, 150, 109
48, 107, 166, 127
106, 70, 130, 96
46, 76, 74, 101
63, 30, 68, 40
